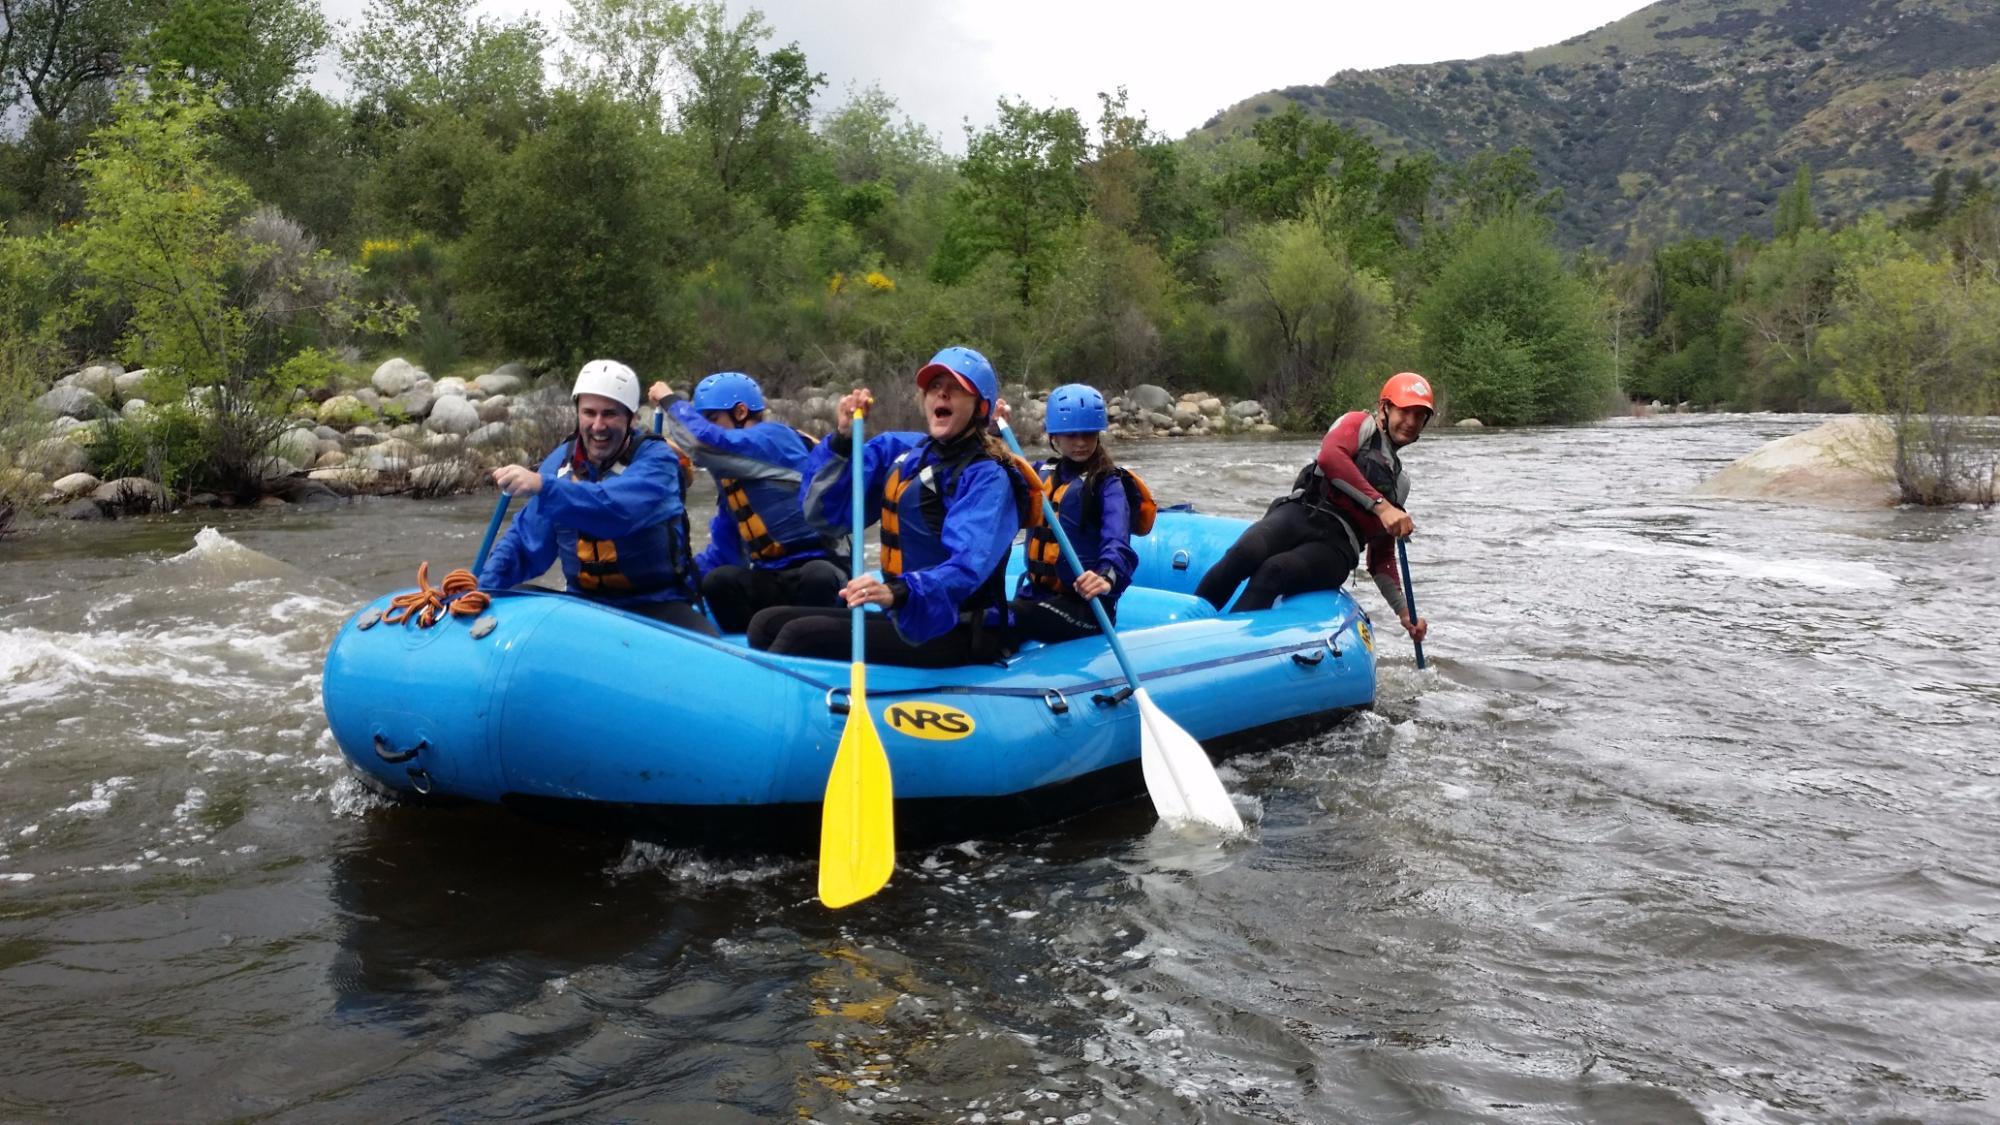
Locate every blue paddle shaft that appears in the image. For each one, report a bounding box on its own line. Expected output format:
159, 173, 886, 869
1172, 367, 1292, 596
995, 422, 1144, 690
1396, 538, 1426, 669
472, 492, 511, 575
850, 412, 866, 658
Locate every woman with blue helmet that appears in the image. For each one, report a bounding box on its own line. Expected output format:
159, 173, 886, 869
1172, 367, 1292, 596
646, 371, 845, 632
1002, 383, 1145, 644
747, 346, 1044, 667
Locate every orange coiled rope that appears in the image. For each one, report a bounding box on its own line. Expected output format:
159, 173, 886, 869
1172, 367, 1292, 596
381, 560, 493, 628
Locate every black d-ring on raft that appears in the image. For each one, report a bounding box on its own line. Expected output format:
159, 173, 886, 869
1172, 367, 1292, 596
373, 734, 428, 764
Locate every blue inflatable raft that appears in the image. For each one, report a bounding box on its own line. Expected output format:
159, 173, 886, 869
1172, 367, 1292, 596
321, 511, 1378, 847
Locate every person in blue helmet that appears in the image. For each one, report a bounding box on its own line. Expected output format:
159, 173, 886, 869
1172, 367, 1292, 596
999, 383, 1149, 644
645, 371, 846, 633
479, 359, 715, 634
746, 346, 1044, 668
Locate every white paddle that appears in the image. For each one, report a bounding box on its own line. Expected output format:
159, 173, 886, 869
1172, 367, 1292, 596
997, 421, 1243, 832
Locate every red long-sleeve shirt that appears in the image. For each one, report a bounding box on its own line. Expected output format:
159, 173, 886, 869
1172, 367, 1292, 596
1314, 411, 1400, 584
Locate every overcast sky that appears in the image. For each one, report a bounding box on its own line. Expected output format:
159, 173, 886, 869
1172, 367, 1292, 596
317, 0, 1653, 146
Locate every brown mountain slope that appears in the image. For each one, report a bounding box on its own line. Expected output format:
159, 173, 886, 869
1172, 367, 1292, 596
1199, 0, 2000, 250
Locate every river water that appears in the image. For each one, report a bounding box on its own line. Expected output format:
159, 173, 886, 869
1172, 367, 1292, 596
2, 415, 1996, 1123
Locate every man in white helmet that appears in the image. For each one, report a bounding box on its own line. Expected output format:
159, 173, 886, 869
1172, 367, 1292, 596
476, 359, 715, 634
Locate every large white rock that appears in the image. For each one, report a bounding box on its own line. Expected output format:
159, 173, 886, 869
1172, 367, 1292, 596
1227, 399, 1265, 420
62, 364, 120, 401
371, 357, 424, 396
50, 471, 102, 498
113, 369, 150, 400
1694, 416, 1900, 509
424, 394, 481, 435
433, 376, 470, 397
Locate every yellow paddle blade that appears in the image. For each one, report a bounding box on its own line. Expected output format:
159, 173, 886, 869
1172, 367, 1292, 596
818, 663, 895, 908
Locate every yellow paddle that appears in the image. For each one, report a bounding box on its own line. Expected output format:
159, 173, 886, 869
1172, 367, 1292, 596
818, 406, 894, 908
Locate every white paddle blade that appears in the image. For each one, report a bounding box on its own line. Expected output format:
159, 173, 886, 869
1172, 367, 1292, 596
1134, 687, 1244, 833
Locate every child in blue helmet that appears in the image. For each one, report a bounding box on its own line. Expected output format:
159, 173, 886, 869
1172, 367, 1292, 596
747, 346, 1044, 668
1002, 384, 1142, 643
646, 372, 846, 632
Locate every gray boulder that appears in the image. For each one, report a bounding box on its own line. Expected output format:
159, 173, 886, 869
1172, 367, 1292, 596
425, 395, 481, 435
474, 370, 528, 396
23, 437, 93, 479
392, 386, 435, 421
270, 427, 320, 466
465, 422, 512, 449
92, 476, 168, 513
63, 499, 104, 520
1227, 399, 1265, 420
121, 399, 150, 419
422, 432, 464, 456
113, 369, 150, 400
371, 357, 423, 396
475, 394, 511, 423
433, 376, 471, 397
1126, 384, 1174, 414
1455, 418, 1485, 428
36, 385, 111, 420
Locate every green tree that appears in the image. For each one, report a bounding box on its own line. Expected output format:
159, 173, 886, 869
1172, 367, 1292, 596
1825, 251, 2000, 503
672, 2, 826, 222
557, 0, 693, 118
1772, 162, 1818, 241
1737, 225, 1840, 408
142, 0, 327, 110
1630, 237, 1741, 404
455, 90, 686, 370
341, 0, 548, 118
75, 81, 393, 495
1218, 190, 1394, 414
1415, 210, 1614, 425
935, 98, 1089, 304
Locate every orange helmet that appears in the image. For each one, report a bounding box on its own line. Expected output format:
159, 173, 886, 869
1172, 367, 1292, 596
1380, 371, 1434, 411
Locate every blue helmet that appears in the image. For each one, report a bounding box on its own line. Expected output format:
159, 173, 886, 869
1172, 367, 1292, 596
915, 346, 999, 417
1043, 383, 1107, 434
691, 371, 767, 413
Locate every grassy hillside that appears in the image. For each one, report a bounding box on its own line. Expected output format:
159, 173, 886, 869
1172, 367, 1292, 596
1199, 0, 2000, 250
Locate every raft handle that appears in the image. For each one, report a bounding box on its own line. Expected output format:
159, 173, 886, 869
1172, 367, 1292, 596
407, 767, 433, 795
1092, 685, 1135, 708
373, 734, 428, 764
1326, 634, 1343, 658
1291, 648, 1326, 668
1041, 689, 1069, 715
825, 687, 849, 715
1171, 549, 1191, 572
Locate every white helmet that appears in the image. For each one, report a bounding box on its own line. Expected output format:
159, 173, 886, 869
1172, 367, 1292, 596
572, 359, 640, 414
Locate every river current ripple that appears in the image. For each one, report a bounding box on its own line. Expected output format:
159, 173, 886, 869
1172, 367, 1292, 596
2, 415, 1996, 1122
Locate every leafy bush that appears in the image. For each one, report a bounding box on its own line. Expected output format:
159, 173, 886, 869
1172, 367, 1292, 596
89, 404, 215, 494
1416, 211, 1615, 424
